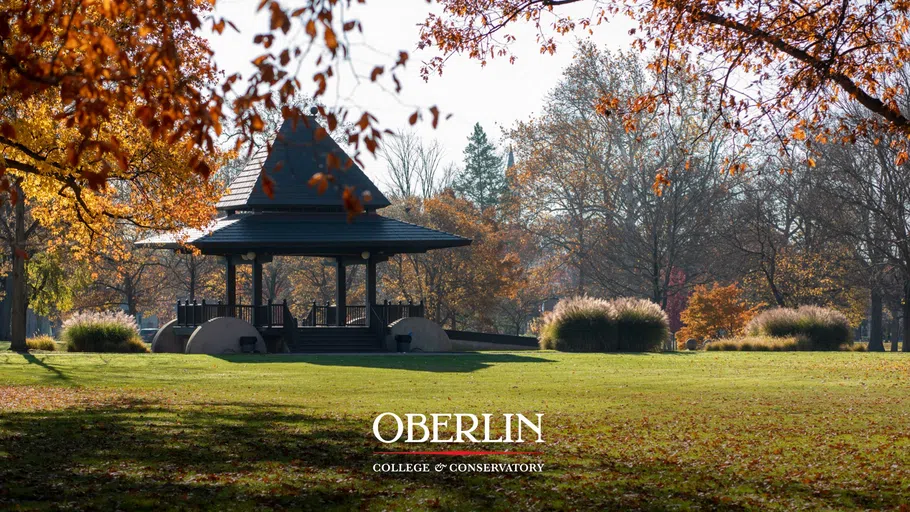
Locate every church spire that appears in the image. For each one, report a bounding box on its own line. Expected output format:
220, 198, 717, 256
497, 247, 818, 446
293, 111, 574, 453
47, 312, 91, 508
506, 144, 515, 170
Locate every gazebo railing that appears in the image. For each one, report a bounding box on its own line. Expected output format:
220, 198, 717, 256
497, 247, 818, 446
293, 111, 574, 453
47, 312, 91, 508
377, 300, 425, 325
176, 298, 424, 329
302, 300, 424, 327
176, 299, 288, 328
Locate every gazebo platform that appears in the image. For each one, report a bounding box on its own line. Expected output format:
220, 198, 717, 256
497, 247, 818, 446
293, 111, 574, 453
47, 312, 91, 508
172, 299, 425, 352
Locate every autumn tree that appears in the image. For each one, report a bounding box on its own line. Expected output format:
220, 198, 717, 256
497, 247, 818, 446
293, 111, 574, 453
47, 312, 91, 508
381, 193, 521, 331
509, 44, 737, 303
74, 234, 168, 319
817, 97, 910, 352
677, 283, 758, 347
161, 252, 223, 305
0, 5, 222, 350
421, 0, 910, 180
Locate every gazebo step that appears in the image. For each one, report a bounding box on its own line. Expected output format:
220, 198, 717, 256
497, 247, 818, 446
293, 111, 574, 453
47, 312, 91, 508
289, 327, 383, 353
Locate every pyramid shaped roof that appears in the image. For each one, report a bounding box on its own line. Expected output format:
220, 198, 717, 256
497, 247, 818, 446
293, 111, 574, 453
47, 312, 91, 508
216, 116, 391, 212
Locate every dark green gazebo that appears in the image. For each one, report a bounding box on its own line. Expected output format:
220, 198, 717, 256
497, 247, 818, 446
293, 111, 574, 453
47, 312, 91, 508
139, 116, 471, 351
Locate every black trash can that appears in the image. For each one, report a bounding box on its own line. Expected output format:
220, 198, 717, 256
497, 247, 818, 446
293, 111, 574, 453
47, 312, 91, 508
239, 336, 259, 354
394, 334, 412, 353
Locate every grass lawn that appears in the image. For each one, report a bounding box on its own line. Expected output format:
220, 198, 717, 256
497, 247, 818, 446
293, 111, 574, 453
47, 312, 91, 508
1, 350, 910, 510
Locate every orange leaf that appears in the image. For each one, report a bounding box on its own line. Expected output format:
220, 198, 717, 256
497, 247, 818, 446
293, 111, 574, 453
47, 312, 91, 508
250, 114, 265, 132
308, 172, 329, 194
324, 27, 338, 51
261, 173, 275, 199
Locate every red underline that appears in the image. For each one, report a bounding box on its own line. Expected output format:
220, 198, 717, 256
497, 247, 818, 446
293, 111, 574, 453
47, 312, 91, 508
373, 450, 543, 456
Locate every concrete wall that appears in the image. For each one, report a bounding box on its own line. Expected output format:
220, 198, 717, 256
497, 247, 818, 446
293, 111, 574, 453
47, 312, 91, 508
449, 339, 540, 351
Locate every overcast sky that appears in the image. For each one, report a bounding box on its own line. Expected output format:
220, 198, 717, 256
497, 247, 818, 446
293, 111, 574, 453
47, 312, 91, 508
208, 0, 634, 185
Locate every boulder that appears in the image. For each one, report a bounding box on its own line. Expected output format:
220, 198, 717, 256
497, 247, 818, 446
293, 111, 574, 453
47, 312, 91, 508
185, 317, 267, 355
385, 317, 451, 352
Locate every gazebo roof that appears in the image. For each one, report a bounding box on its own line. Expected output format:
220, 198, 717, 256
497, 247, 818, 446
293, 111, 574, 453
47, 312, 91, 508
217, 116, 391, 212
139, 115, 472, 258
139, 212, 472, 256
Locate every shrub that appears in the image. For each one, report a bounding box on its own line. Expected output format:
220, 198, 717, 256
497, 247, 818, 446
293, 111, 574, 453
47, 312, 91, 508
611, 297, 670, 352
538, 296, 669, 352
62, 311, 149, 353
26, 335, 57, 351
677, 283, 758, 349
745, 305, 851, 350
539, 296, 615, 352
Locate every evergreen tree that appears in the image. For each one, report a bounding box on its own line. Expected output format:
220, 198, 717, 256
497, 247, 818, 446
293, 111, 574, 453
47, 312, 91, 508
453, 123, 508, 209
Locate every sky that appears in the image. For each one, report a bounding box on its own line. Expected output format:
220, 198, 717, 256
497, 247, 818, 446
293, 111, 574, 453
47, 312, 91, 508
207, 0, 635, 186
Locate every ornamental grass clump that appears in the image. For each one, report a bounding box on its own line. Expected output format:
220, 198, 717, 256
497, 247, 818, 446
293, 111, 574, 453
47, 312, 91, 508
62, 311, 149, 353
611, 297, 670, 352
538, 296, 669, 352
705, 335, 809, 351
745, 306, 851, 350
26, 335, 57, 351
539, 296, 615, 352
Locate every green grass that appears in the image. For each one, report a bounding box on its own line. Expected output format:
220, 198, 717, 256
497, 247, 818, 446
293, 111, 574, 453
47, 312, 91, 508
1, 351, 910, 510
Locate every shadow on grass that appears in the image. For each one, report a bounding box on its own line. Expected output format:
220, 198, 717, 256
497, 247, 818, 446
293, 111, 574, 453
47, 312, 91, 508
1, 395, 904, 511
213, 353, 555, 373
19, 353, 69, 381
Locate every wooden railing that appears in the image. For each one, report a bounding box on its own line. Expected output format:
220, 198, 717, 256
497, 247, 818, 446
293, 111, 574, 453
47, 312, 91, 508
376, 300, 425, 325
175, 299, 425, 329
302, 300, 424, 327
175, 299, 288, 328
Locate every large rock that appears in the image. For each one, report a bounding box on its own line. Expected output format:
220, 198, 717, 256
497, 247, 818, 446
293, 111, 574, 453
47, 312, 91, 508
185, 317, 267, 355
151, 319, 183, 353
385, 317, 451, 352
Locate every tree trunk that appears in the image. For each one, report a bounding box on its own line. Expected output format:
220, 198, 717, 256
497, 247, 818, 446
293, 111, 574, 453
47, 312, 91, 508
891, 306, 901, 352
9, 185, 27, 352
903, 282, 910, 352
0, 272, 12, 341
868, 286, 885, 351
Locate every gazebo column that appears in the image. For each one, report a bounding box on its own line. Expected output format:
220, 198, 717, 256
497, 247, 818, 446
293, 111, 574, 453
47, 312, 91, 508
365, 255, 377, 330
252, 256, 263, 326
225, 257, 236, 305
252, 256, 263, 306
335, 257, 346, 326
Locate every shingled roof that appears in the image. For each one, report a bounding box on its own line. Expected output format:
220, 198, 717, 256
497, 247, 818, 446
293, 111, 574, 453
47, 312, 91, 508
216, 116, 391, 212
139, 212, 472, 256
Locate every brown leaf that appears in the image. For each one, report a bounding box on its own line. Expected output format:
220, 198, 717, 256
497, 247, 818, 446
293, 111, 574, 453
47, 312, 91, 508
0, 122, 15, 139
